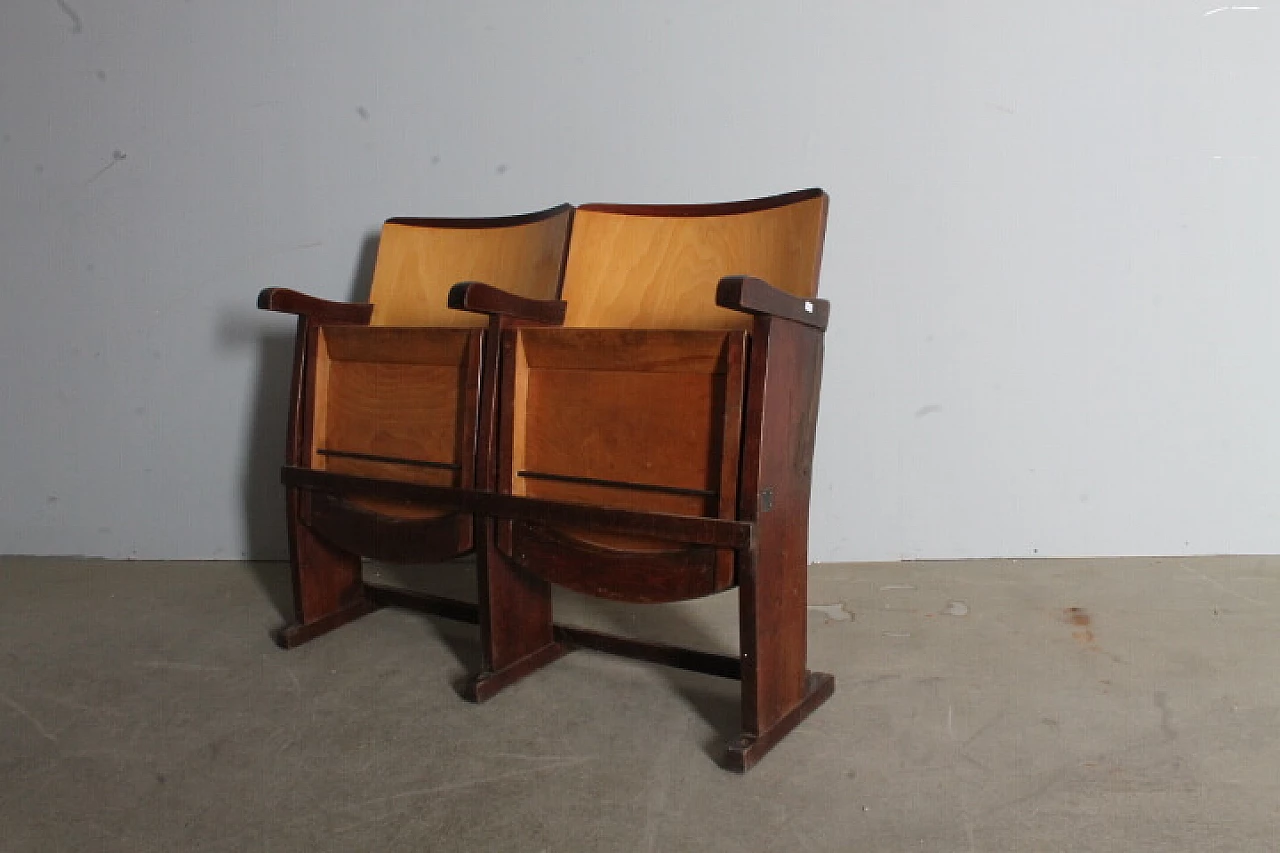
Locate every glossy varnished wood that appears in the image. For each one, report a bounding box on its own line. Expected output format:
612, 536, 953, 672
368, 207, 573, 328
281, 467, 754, 549
735, 315, 829, 740
258, 288, 373, 324
469, 189, 834, 769
304, 494, 473, 565
448, 281, 567, 325
509, 522, 729, 603
502, 328, 746, 566
560, 191, 827, 330
283, 312, 368, 633
257, 204, 573, 645
716, 275, 830, 331
725, 672, 835, 772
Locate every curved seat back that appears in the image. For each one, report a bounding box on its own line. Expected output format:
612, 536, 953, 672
559, 189, 827, 331
368, 205, 573, 327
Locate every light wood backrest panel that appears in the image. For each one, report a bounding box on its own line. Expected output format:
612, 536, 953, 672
561, 190, 827, 330
368, 207, 572, 328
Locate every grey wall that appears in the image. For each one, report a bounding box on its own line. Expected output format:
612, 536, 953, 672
2, 1, 1278, 561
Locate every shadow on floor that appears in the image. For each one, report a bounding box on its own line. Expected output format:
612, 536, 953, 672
365, 559, 743, 764
214, 231, 381, 624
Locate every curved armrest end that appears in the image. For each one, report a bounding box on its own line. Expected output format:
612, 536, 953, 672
716, 276, 829, 331
257, 287, 373, 324
449, 281, 567, 325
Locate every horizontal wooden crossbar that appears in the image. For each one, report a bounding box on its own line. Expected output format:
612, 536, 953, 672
282, 467, 753, 549
362, 583, 743, 681
317, 449, 460, 471
516, 470, 717, 499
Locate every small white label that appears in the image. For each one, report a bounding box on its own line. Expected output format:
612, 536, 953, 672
804, 300, 814, 313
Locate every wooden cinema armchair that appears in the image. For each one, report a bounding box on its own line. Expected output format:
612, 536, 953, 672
467, 188, 833, 770
258, 205, 573, 647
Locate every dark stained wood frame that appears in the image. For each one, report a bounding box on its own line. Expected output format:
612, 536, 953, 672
257, 205, 574, 649
279, 270, 835, 770
258, 193, 833, 772
577, 187, 824, 218
458, 191, 833, 770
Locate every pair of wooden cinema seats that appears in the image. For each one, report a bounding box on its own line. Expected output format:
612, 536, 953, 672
257, 188, 833, 770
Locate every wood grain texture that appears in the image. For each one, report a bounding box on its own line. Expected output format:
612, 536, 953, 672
725, 672, 835, 772
502, 328, 747, 556
262, 206, 570, 646
287, 491, 368, 628
304, 494, 473, 564
278, 324, 369, 635
560, 191, 827, 330
447, 281, 567, 324
309, 328, 483, 514
368, 207, 573, 328
509, 522, 731, 603
258, 288, 373, 324
716, 275, 830, 330
736, 316, 828, 737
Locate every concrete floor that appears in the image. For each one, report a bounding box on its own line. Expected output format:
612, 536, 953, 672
2, 555, 1279, 851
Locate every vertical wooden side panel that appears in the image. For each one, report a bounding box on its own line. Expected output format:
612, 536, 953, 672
495, 328, 524, 552
286, 319, 364, 626
737, 317, 825, 735
475, 317, 504, 492
473, 320, 557, 695
304, 328, 331, 469
509, 332, 530, 496
714, 334, 748, 588
455, 330, 484, 488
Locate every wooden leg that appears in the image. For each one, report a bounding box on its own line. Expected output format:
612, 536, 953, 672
467, 520, 564, 702
277, 489, 374, 648
728, 544, 834, 772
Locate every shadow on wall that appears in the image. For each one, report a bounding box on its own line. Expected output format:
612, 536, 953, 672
213, 231, 381, 621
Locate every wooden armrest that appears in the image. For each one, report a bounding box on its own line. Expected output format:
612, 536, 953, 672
448, 281, 567, 325
716, 276, 829, 331
257, 287, 373, 325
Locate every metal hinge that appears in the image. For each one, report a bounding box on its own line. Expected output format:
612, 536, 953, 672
760, 488, 775, 512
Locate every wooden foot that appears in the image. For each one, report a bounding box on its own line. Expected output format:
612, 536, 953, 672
725, 671, 834, 772
276, 596, 379, 649
465, 641, 570, 703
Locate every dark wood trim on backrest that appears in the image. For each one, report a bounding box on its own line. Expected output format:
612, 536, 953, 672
578, 188, 824, 218
387, 202, 574, 230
